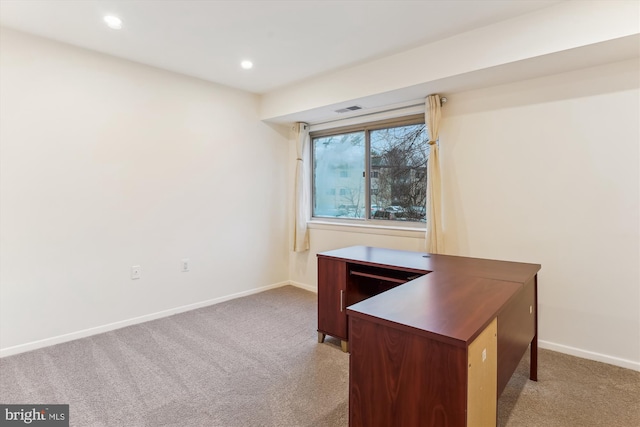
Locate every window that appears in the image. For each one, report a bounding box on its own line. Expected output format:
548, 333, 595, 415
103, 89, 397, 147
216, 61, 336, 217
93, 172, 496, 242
312, 115, 428, 224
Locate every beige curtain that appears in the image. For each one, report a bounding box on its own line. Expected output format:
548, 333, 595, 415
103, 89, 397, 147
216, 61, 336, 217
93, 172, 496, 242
425, 95, 443, 253
294, 122, 310, 252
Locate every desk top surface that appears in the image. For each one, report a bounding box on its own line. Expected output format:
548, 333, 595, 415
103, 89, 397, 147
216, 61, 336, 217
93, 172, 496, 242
320, 246, 541, 346
347, 272, 522, 346
318, 245, 540, 285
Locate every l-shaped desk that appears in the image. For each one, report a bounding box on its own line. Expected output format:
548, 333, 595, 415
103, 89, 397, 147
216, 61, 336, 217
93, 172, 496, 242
317, 246, 541, 427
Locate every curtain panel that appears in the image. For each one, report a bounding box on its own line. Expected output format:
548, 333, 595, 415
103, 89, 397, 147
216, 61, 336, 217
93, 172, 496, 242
294, 123, 310, 252
425, 95, 443, 253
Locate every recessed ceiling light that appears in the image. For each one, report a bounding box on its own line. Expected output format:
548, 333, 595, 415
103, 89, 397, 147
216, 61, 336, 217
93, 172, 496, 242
241, 60, 253, 70
104, 15, 123, 30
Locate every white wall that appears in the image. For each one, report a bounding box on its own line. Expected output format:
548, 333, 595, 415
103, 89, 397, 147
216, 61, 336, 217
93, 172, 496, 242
262, 0, 640, 122
442, 59, 639, 369
2, 24, 637, 373
290, 59, 640, 370
0, 29, 290, 354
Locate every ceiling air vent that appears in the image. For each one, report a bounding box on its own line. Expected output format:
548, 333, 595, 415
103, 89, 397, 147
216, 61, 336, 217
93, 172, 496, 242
334, 105, 363, 114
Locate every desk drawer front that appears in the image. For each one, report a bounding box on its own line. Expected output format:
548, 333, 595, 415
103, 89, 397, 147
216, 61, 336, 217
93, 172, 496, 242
318, 257, 348, 340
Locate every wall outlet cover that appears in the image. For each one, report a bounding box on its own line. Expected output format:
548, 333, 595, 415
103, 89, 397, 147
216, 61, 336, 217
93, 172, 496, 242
131, 265, 141, 279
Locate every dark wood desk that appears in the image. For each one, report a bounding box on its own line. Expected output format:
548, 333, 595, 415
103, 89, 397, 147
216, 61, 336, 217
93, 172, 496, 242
317, 246, 541, 427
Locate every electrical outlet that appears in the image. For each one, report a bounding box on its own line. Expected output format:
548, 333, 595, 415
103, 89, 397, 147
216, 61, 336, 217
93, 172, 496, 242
181, 258, 190, 272
131, 265, 141, 280
482, 348, 487, 362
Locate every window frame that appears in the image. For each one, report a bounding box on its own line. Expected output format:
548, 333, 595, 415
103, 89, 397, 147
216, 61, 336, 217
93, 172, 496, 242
310, 114, 427, 229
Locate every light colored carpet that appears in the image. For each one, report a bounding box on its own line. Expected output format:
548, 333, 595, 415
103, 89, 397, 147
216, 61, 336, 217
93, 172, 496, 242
1, 286, 638, 426
498, 341, 639, 426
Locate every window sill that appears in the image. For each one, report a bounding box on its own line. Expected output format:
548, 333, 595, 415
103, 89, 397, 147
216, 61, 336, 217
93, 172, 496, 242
308, 219, 425, 238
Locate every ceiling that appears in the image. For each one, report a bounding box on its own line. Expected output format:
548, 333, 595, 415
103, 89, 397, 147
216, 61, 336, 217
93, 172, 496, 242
0, 0, 563, 94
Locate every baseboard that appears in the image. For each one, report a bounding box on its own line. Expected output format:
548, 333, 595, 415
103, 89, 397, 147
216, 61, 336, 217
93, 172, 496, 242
11, 285, 635, 373
0, 281, 291, 358
539, 340, 640, 372
288, 280, 317, 293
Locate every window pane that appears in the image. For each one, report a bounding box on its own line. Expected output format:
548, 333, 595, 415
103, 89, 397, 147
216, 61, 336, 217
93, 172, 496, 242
370, 124, 428, 222
313, 132, 365, 219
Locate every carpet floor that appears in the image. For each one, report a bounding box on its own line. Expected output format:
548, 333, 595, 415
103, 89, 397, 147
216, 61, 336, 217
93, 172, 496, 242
1, 286, 638, 426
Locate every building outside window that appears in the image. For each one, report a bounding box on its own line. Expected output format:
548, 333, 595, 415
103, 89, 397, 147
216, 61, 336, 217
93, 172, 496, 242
312, 115, 428, 224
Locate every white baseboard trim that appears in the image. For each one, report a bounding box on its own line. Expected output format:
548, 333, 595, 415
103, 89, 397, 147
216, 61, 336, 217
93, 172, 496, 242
8, 284, 636, 374
0, 281, 291, 358
539, 340, 640, 372
288, 281, 317, 293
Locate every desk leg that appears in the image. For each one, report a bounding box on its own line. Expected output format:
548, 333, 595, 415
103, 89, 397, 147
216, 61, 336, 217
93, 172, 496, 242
530, 275, 539, 382
530, 334, 538, 381
318, 332, 326, 343
341, 340, 349, 353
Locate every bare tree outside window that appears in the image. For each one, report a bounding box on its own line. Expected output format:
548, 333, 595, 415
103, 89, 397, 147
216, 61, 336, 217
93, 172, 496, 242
370, 124, 428, 222
312, 117, 428, 224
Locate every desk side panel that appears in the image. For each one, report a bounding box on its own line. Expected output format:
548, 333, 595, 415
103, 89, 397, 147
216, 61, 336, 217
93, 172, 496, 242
467, 318, 497, 426
349, 316, 466, 427
497, 275, 536, 396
